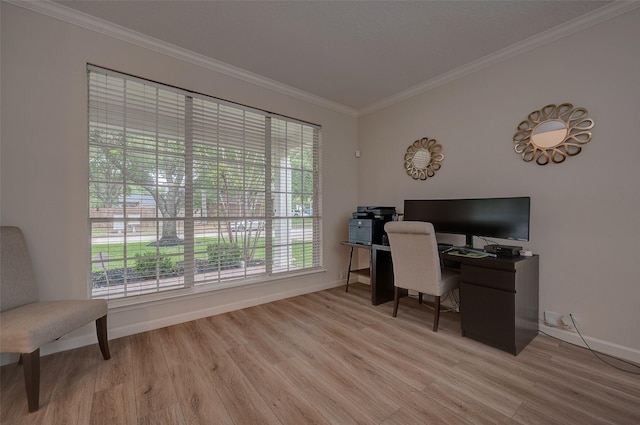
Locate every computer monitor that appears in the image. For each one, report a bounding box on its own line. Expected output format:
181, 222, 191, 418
403, 197, 530, 247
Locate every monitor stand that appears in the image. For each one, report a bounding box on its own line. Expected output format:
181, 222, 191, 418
465, 234, 474, 248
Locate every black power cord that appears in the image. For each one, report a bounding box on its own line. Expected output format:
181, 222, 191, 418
568, 314, 640, 375
541, 314, 640, 375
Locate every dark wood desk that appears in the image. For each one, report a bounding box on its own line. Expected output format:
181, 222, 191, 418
348, 242, 539, 355
442, 252, 539, 355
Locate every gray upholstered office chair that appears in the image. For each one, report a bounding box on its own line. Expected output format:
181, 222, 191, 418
0, 226, 110, 412
384, 221, 460, 332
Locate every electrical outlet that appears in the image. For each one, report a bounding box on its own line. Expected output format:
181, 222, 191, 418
543, 311, 577, 331
543, 311, 565, 327
339, 269, 346, 280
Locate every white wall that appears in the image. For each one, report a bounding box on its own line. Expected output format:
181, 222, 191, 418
358, 9, 640, 360
0, 4, 358, 356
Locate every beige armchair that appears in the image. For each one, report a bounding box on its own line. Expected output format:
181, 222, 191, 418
0, 226, 110, 412
384, 221, 460, 332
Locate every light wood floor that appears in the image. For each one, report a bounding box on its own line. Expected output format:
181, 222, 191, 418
2, 283, 639, 424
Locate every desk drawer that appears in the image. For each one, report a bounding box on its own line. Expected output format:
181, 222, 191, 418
461, 264, 515, 292
460, 281, 516, 354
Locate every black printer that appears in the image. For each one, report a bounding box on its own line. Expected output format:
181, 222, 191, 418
348, 206, 396, 245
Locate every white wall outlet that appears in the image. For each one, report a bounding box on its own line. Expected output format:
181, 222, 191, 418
543, 310, 565, 327
339, 269, 346, 280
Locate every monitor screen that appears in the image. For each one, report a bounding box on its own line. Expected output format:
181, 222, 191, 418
403, 197, 530, 243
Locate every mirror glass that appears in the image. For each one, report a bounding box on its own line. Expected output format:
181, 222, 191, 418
412, 149, 431, 169
531, 120, 568, 148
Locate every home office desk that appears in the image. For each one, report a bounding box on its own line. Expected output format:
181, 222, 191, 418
342, 241, 539, 355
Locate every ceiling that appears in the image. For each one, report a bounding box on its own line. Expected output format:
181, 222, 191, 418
49, 0, 614, 113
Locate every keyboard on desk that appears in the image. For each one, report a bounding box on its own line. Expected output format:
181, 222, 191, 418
437, 243, 453, 253
445, 247, 496, 258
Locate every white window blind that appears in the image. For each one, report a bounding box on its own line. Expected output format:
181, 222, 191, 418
88, 65, 321, 300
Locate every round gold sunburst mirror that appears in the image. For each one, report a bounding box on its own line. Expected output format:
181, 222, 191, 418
404, 137, 444, 180
513, 103, 594, 165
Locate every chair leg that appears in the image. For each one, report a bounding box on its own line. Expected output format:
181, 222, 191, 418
96, 315, 111, 360
433, 296, 441, 332
392, 286, 400, 317
418, 293, 423, 304
22, 349, 40, 413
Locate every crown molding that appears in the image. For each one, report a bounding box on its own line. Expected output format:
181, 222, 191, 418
358, 1, 640, 116
6, 0, 359, 118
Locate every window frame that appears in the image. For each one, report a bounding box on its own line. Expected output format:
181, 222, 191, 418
88, 65, 322, 301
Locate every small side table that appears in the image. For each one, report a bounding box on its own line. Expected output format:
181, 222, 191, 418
341, 242, 396, 305
341, 241, 372, 293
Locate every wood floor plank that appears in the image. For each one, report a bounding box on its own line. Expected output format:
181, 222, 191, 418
129, 331, 180, 419
421, 379, 516, 425
157, 323, 199, 371
205, 312, 252, 348
228, 343, 331, 425
274, 356, 378, 425
529, 379, 636, 425
205, 350, 283, 425
271, 324, 402, 423
384, 389, 477, 425
432, 365, 524, 419
189, 317, 233, 360
167, 361, 234, 425
232, 306, 295, 365
137, 403, 186, 425
309, 321, 436, 391
89, 382, 137, 425
93, 336, 133, 393
512, 401, 569, 425
39, 346, 99, 425
2, 283, 640, 425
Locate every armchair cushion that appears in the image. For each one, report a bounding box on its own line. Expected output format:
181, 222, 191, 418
0, 299, 107, 353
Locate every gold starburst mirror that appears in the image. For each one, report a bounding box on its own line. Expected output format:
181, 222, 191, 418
513, 103, 594, 165
404, 137, 444, 180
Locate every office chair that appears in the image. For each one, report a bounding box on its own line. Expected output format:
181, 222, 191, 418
0, 226, 111, 412
384, 221, 460, 332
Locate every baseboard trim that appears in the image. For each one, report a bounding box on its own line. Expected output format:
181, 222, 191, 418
540, 324, 640, 364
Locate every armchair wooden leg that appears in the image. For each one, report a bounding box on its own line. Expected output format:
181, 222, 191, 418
96, 315, 111, 360
392, 286, 400, 317
433, 296, 441, 332
22, 349, 40, 413
418, 293, 423, 304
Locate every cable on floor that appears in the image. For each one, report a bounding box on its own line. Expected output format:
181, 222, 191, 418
540, 314, 640, 375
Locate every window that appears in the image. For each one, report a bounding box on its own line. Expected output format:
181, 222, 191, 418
88, 65, 321, 300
